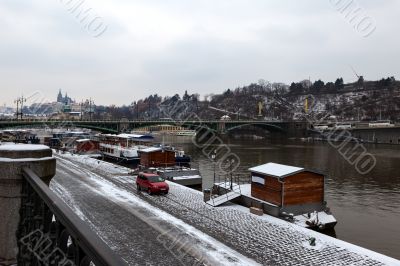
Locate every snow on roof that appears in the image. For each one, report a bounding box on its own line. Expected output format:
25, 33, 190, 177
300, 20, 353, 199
68, 131, 86, 134
75, 139, 91, 143
1, 129, 29, 133
117, 133, 138, 139
116, 134, 154, 139
0, 144, 50, 151
248, 162, 304, 178
139, 147, 162, 153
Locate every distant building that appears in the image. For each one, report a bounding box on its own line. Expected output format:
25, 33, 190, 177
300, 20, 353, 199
57, 89, 74, 105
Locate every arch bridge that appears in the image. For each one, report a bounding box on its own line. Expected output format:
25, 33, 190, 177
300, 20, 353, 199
0, 119, 307, 135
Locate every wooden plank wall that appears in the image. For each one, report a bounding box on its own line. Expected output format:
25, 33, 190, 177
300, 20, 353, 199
140, 151, 176, 167
251, 175, 282, 206
283, 172, 324, 206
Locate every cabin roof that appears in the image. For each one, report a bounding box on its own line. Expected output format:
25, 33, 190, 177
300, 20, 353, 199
75, 139, 91, 143
117, 133, 153, 139
102, 133, 154, 142
249, 163, 305, 178
139, 147, 163, 153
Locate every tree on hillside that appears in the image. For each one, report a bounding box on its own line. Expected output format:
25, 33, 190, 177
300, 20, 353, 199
289, 82, 305, 94
335, 78, 344, 90
223, 89, 233, 96
312, 80, 325, 92
325, 82, 336, 93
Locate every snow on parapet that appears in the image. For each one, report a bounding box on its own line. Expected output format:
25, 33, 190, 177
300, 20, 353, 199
0, 144, 50, 151
248, 162, 304, 178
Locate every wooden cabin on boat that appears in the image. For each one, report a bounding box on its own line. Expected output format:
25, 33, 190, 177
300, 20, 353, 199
249, 163, 325, 215
139, 147, 175, 168
75, 139, 100, 154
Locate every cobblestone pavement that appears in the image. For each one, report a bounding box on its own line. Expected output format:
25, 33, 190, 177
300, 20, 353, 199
54, 154, 399, 266
52, 158, 199, 266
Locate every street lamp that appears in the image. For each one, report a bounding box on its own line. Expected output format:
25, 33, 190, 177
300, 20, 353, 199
19, 96, 26, 120
211, 150, 216, 183
14, 96, 26, 120
229, 158, 235, 190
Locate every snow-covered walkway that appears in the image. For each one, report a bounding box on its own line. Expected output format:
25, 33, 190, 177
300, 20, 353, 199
51, 153, 258, 266
52, 153, 400, 266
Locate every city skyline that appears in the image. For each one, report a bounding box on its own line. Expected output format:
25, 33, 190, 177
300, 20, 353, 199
1, 1, 400, 107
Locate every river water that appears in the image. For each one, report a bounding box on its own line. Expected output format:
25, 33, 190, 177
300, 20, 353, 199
159, 135, 400, 260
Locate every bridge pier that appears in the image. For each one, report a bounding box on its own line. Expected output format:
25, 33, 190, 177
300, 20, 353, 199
0, 144, 55, 265
217, 121, 226, 134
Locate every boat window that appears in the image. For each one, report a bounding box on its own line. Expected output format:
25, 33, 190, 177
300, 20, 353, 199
252, 175, 265, 185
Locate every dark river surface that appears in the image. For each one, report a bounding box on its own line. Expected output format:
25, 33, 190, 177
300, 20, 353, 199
158, 135, 400, 260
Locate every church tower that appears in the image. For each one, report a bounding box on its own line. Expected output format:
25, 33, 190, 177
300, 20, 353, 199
57, 89, 63, 103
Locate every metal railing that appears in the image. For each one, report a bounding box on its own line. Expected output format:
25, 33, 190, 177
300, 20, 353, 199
17, 167, 128, 266
208, 175, 243, 207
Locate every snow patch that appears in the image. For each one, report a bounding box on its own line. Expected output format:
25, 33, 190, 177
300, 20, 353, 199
0, 144, 50, 151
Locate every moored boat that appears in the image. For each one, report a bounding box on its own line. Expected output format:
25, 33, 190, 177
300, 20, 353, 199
206, 162, 337, 231
174, 149, 191, 166
157, 167, 202, 187
98, 133, 154, 163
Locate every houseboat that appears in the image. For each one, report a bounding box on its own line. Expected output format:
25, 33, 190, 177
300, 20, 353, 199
174, 149, 191, 166
173, 130, 197, 137
138, 147, 176, 168
51, 131, 92, 150
152, 144, 191, 166
368, 120, 395, 128
74, 139, 100, 155
1, 130, 40, 144
157, 167, 202, 188
207, 162, 337, 230
138, 147, 202, 187
99, 133, 154, 163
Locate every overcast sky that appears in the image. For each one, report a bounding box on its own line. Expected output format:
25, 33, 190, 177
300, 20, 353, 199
1, 0, 399, 106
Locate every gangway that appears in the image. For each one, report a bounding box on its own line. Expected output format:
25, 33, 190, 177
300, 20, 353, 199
206, 176, 242, 207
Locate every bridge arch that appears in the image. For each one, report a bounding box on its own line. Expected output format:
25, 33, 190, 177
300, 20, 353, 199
224, 122, 286, 133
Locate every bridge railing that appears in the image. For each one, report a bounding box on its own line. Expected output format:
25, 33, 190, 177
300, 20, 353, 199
18, 167, 127, 266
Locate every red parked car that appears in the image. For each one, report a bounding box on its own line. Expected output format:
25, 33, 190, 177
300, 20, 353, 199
136, 172, 169, 195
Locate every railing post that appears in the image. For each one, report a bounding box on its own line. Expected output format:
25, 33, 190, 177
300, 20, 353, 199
0, 144, 55, 265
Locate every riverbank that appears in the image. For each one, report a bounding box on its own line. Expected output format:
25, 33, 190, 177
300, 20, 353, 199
52, 152, 400, 265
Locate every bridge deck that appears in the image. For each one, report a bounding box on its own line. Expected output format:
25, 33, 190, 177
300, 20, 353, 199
52, 153, 399, 266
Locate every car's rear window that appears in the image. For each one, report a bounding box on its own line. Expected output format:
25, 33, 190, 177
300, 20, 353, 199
147, 176, 165, 183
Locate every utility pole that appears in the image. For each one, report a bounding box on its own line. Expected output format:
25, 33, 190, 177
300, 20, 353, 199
89, 98, 94, 121
14, 98, 19, 120
80, 100, 83, 121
